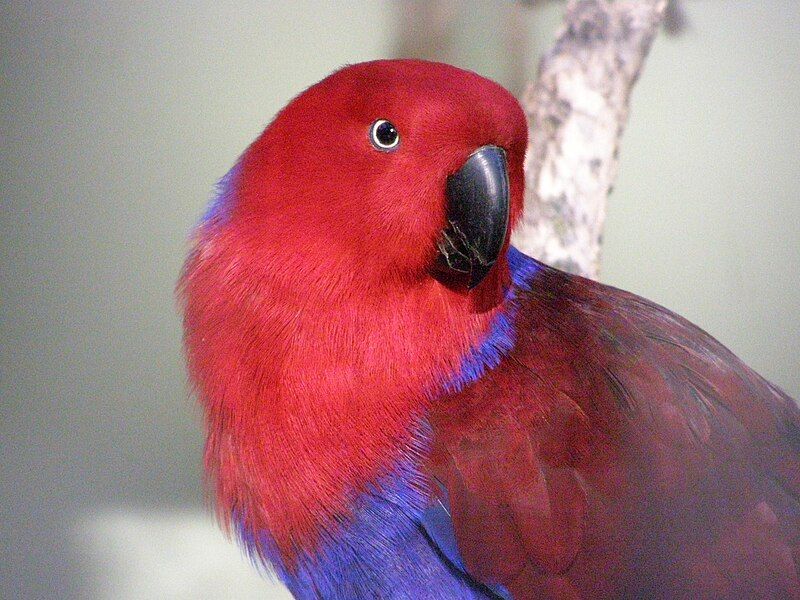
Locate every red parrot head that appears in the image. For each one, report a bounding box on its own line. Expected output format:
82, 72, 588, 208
180, 60, 528, 559
223, 59, 528, 296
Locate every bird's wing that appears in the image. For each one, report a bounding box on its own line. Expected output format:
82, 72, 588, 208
425, 257, 800, 599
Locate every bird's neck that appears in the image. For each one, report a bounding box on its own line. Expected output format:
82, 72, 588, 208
186, 240, 517, 563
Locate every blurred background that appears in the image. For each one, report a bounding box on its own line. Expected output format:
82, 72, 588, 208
2, 1, 798, 598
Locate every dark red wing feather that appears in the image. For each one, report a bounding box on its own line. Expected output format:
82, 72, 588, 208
428, 262, 800, 598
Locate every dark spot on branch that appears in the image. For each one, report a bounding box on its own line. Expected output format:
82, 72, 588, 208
567, 2, 609, 47
663, 0, 689, 37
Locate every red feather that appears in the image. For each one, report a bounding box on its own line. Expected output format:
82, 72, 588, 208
180, 59, 800, 597
179, 60, 528, 562
428, 264, 800, 598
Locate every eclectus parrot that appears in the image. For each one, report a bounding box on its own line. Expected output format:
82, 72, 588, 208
180, 60, 800, 599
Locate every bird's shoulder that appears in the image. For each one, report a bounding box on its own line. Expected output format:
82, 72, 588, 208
425, 259, 800, 598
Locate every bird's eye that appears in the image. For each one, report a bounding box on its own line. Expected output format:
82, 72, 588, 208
370, 119, 399, 151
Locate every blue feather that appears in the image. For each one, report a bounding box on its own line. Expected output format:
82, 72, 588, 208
446, 246, 540, 394
237, 445, 497, 599
236, 248, 540, 598
201, 162, 240, 225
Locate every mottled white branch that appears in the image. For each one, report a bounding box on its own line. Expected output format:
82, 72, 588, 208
512, 0, 668, 278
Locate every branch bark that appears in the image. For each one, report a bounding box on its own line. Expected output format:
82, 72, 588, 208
512, 0, 668, 278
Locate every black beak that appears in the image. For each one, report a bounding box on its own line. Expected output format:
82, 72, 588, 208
433, 145, 510, 289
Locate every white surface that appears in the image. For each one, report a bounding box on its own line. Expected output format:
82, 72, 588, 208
77, 511, 292, 600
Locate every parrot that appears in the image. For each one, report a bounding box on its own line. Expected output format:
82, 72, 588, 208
179, 59, 800, 599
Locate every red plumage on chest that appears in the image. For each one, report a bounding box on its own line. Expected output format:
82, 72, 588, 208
178, 60, 528, 559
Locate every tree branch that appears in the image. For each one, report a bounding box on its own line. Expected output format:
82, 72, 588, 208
512, 0, 668, 278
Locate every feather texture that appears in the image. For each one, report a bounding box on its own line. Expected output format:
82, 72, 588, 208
428, 252, 800, 598
179, 60, 800, 599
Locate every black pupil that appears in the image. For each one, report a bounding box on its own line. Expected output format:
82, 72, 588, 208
375, 121, 397, 146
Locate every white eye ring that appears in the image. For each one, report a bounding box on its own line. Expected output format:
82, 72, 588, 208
370, 119, 400, 151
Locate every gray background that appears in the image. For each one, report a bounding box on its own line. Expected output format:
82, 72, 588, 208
2, 1, 798, 598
